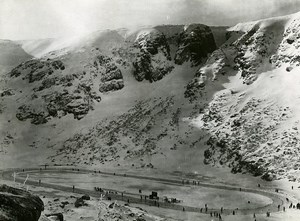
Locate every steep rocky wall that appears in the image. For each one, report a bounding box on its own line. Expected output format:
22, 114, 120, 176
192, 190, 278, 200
174, 24, 217, 66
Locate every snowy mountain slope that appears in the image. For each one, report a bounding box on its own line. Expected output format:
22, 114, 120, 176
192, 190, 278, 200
4, 10, 300, 183
4, 11, 300, 182
0, 24, 218, 171
188, 11, 300, 181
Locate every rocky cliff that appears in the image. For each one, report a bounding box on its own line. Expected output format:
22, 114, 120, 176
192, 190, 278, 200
174, 24, 217, 66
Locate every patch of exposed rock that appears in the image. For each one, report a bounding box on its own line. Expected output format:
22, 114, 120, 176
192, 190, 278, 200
10, 59, 64, 82
1, 89, 15, 97
16, 105, 48, 124
0, 185, 44, 221
132, 29, 174, 82
174, 24, 217, 66
94, 54, 124, 93
134, 29, 171, 59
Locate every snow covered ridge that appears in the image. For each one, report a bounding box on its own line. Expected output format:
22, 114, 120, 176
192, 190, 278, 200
188, 12, 300, 181
0, 24, 217, 124
228, 11, 300, 84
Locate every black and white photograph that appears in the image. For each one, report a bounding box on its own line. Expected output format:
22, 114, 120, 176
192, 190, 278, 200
1, 0, 300, 220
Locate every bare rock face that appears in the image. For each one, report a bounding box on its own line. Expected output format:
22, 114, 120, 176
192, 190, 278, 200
132, 52, 152, 81
10, 59, 64, 82
16, 104, 48, 124
175, 24, 217, 66
134, 30, 171, 59
99, 79, 124, 93
132, 29, 174, 82
0, 185, 44, 221
95, 54, 124, 93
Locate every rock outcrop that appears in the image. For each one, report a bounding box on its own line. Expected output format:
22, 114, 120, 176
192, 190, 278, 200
94, 54, 124, 93
132, 29, 174, 82
0, 185, 44, 221
7, 51, 125, 124
16, 104, 48, 124
10, 59, 64, 82
74, 198, 88, 208
175, 24, 217, 66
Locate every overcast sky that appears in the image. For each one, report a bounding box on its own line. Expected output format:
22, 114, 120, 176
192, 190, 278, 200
1, 0, 300, 40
